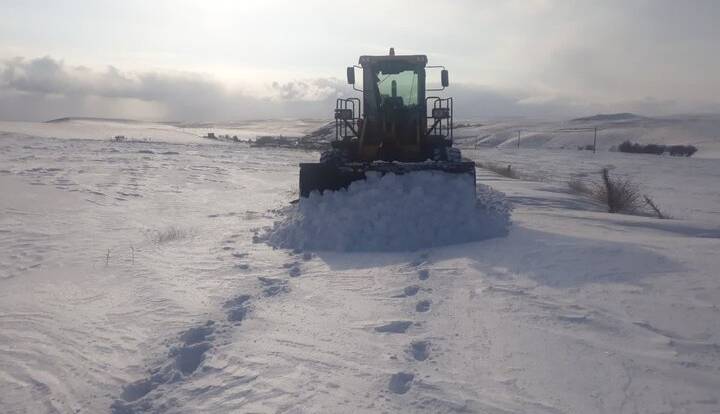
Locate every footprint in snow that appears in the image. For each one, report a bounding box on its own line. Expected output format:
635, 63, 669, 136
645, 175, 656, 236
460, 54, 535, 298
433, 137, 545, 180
224, 294, 251, 322
415, 300, 431, 313
374, 321, 413, 334
282, 262, 302, 277
410, 340, 430, 361
418, 269, 430, 280
388, 372, 414, 394
171, 321, 215, 375
179, 321, 215, 345
113, 320, 217, 412
174, 341, 212, 375
224, 294, 251, 309
392, 285, 420, 298
175, 321, 215, 374
258, 277, 290, 296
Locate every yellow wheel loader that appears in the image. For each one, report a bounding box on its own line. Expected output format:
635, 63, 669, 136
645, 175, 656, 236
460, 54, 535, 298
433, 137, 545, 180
299, 48, 476, 197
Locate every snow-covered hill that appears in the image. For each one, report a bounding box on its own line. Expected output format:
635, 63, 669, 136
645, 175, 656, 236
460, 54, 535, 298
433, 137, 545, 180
1, 120, 719, 413
0, 118, 327, 145
4, 113, 718, 158
453, 113, 720, 158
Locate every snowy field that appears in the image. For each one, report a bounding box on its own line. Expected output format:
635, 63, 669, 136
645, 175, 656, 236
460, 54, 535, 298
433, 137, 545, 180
1, 119, 720, 413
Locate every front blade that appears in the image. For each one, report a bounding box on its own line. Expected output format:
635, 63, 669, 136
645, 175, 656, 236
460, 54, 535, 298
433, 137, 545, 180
299, 161, 476, 198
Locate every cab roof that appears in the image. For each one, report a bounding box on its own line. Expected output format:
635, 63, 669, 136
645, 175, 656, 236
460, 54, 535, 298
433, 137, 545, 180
358, 54, 428, 67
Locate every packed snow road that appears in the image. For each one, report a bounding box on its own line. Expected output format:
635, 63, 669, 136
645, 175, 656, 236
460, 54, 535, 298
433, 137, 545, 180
1, 129, 720, 413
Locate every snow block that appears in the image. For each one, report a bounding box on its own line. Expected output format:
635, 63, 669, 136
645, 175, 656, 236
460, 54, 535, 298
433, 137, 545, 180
264, 171, 511, 251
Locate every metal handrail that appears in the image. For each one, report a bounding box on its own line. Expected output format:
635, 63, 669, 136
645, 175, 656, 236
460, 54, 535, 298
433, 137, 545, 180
335, 98, 362, 140
425, 96, 453, 140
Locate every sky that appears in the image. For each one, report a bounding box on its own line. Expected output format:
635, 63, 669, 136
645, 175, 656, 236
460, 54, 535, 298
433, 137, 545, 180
1, 0, 719, 121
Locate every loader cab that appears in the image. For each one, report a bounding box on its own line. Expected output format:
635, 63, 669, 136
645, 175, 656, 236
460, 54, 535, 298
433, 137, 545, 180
337, 49, 453, 162
360, 55, 427, 123
353, 54, 428, 161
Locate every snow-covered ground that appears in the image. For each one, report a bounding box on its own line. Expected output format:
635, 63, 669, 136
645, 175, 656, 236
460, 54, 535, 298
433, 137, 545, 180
1, 119, 720, 413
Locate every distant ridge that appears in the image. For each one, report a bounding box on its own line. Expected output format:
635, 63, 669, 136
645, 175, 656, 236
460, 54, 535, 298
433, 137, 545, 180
45, 117, 142, 124
43, 117, 328, 128
571, 113, 647, 122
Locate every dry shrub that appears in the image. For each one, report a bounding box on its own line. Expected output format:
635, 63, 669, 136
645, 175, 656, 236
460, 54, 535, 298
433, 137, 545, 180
154, 226, 189, 243
595, 168, 643, 213
576, 168, 668, 218
619, 140, 698, 157
643, 195, 670, 219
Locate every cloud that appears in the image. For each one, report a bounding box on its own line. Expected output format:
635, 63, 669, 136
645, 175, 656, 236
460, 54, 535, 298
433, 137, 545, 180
0, 56, 365, 121
1, 55, 718, 122
1, 56, 227, 106
269, 78, 346, 102
0, 56, 350, 121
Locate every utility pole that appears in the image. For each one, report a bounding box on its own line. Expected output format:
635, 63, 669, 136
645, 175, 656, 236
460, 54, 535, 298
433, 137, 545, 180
593, 127, 598, 154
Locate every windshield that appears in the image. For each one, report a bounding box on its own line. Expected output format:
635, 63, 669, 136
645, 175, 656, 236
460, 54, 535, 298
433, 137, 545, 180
376, 69, 419, 107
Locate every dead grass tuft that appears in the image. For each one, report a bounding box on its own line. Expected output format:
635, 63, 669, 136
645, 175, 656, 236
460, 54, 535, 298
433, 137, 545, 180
569, 168, 669, 219
153, 226, 189, 244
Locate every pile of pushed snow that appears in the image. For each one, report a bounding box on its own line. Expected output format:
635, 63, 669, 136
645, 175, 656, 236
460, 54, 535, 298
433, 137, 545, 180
263, 171, 511, 252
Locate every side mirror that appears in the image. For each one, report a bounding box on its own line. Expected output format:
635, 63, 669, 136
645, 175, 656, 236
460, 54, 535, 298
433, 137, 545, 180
441, 69, 449, 87
346, 67, 355, 85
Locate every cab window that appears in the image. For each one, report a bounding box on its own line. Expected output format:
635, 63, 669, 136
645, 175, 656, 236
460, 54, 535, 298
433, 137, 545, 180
376, 69, 419, 107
